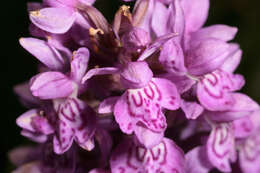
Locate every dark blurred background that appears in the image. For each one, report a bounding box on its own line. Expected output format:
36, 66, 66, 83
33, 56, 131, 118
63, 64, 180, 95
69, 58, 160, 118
1, 0, 259, 172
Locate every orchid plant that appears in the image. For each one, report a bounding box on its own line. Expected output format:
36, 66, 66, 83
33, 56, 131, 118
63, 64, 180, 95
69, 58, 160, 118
9, 0, 260, 172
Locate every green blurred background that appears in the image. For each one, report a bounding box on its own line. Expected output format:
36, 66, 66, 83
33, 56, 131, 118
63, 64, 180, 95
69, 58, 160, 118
2, 0, 259, 172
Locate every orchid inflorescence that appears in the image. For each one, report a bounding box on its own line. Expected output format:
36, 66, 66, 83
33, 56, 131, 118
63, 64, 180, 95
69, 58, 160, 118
9, 0, 260, 173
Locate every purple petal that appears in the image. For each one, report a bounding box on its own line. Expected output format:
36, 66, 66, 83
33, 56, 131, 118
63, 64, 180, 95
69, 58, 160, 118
233, 116, 254, 138
21, 129, 47, 143
70, 47, 90, 83
159, 39, 187, 74
181, 0, 209, 33
151, 1, 169, 37
53, 120, 75, 154
81, 67, 119, 83
30, 72, 74, 99
167, 0, 185, 41
98, 96, 119, 114
185, 146, 213, 173
30, 7, 76, 34
239, 133, 260, 173
186, 39, 231, 76
206, 123, 235, 172
192, 24, 238, 42
16, 109, 40, 132
138, 32, 178, 61
120, 61, 153, 89
162, 73, 195, 94
110, 137, 185, 173
220, 44, 242, 73
19, 37, 65, 71
181, 100, 204, 120
197, 70, 244, 111
152, 78, 180, 110
134, 125, 164, 148
8, 146, 37, 166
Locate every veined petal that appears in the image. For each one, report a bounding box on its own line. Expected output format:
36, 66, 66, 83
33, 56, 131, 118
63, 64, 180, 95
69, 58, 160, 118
19, 37, 65, 71
191, 24, 238, 42
70, 47, 90, 83
197, 70, 244, 111
53, 121, 74, 154
30, 72, 74, 99
110, 137, 185, 173
30, 7, 76, 34
181, 0, 209, 33
206, 123, 235, 172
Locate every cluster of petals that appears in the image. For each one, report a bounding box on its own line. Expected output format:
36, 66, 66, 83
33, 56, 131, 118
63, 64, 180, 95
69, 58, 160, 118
10, 0, 260, 172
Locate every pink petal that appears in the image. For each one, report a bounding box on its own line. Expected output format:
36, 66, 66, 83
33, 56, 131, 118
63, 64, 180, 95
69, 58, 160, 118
110, 137, 185, 173
134, 125, 164, 148
181, 100, 204, 119
239, 134, 260, 173
233, 116, 254, 138
120, 61, 153, 89
81, 67, 119, 84
70, 47, 90, 83
185, 146, 213, 173
220, 44, 242, 73
138, 32, 178, 61
152, 78, 180, 110
53, 120, 75, 154
191, 24, 238, 42
30, 72, 74, 99
167, 0, 185, 41
206, 123, 235, 172
159, 39, 187, 74
181, 0, 209, 33
197, 70, 244, 111
19, 37, 65, 71
98, 96, 119, 114
21, 130, 47, 143
186, 39, 231, 76
151, 1, 169, 37
16, 109, 40, 132
30, 7, 76, 34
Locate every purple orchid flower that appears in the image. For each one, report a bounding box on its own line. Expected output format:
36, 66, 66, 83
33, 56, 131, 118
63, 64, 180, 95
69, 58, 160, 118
110, 137, 185, 173
186, 122, 236, 173
84, 60, 180, 148
28, 0, 95, 34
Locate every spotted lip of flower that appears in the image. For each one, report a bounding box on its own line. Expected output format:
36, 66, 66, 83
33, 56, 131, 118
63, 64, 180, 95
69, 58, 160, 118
97, 61, 181, 148
110, 137, 185, 173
